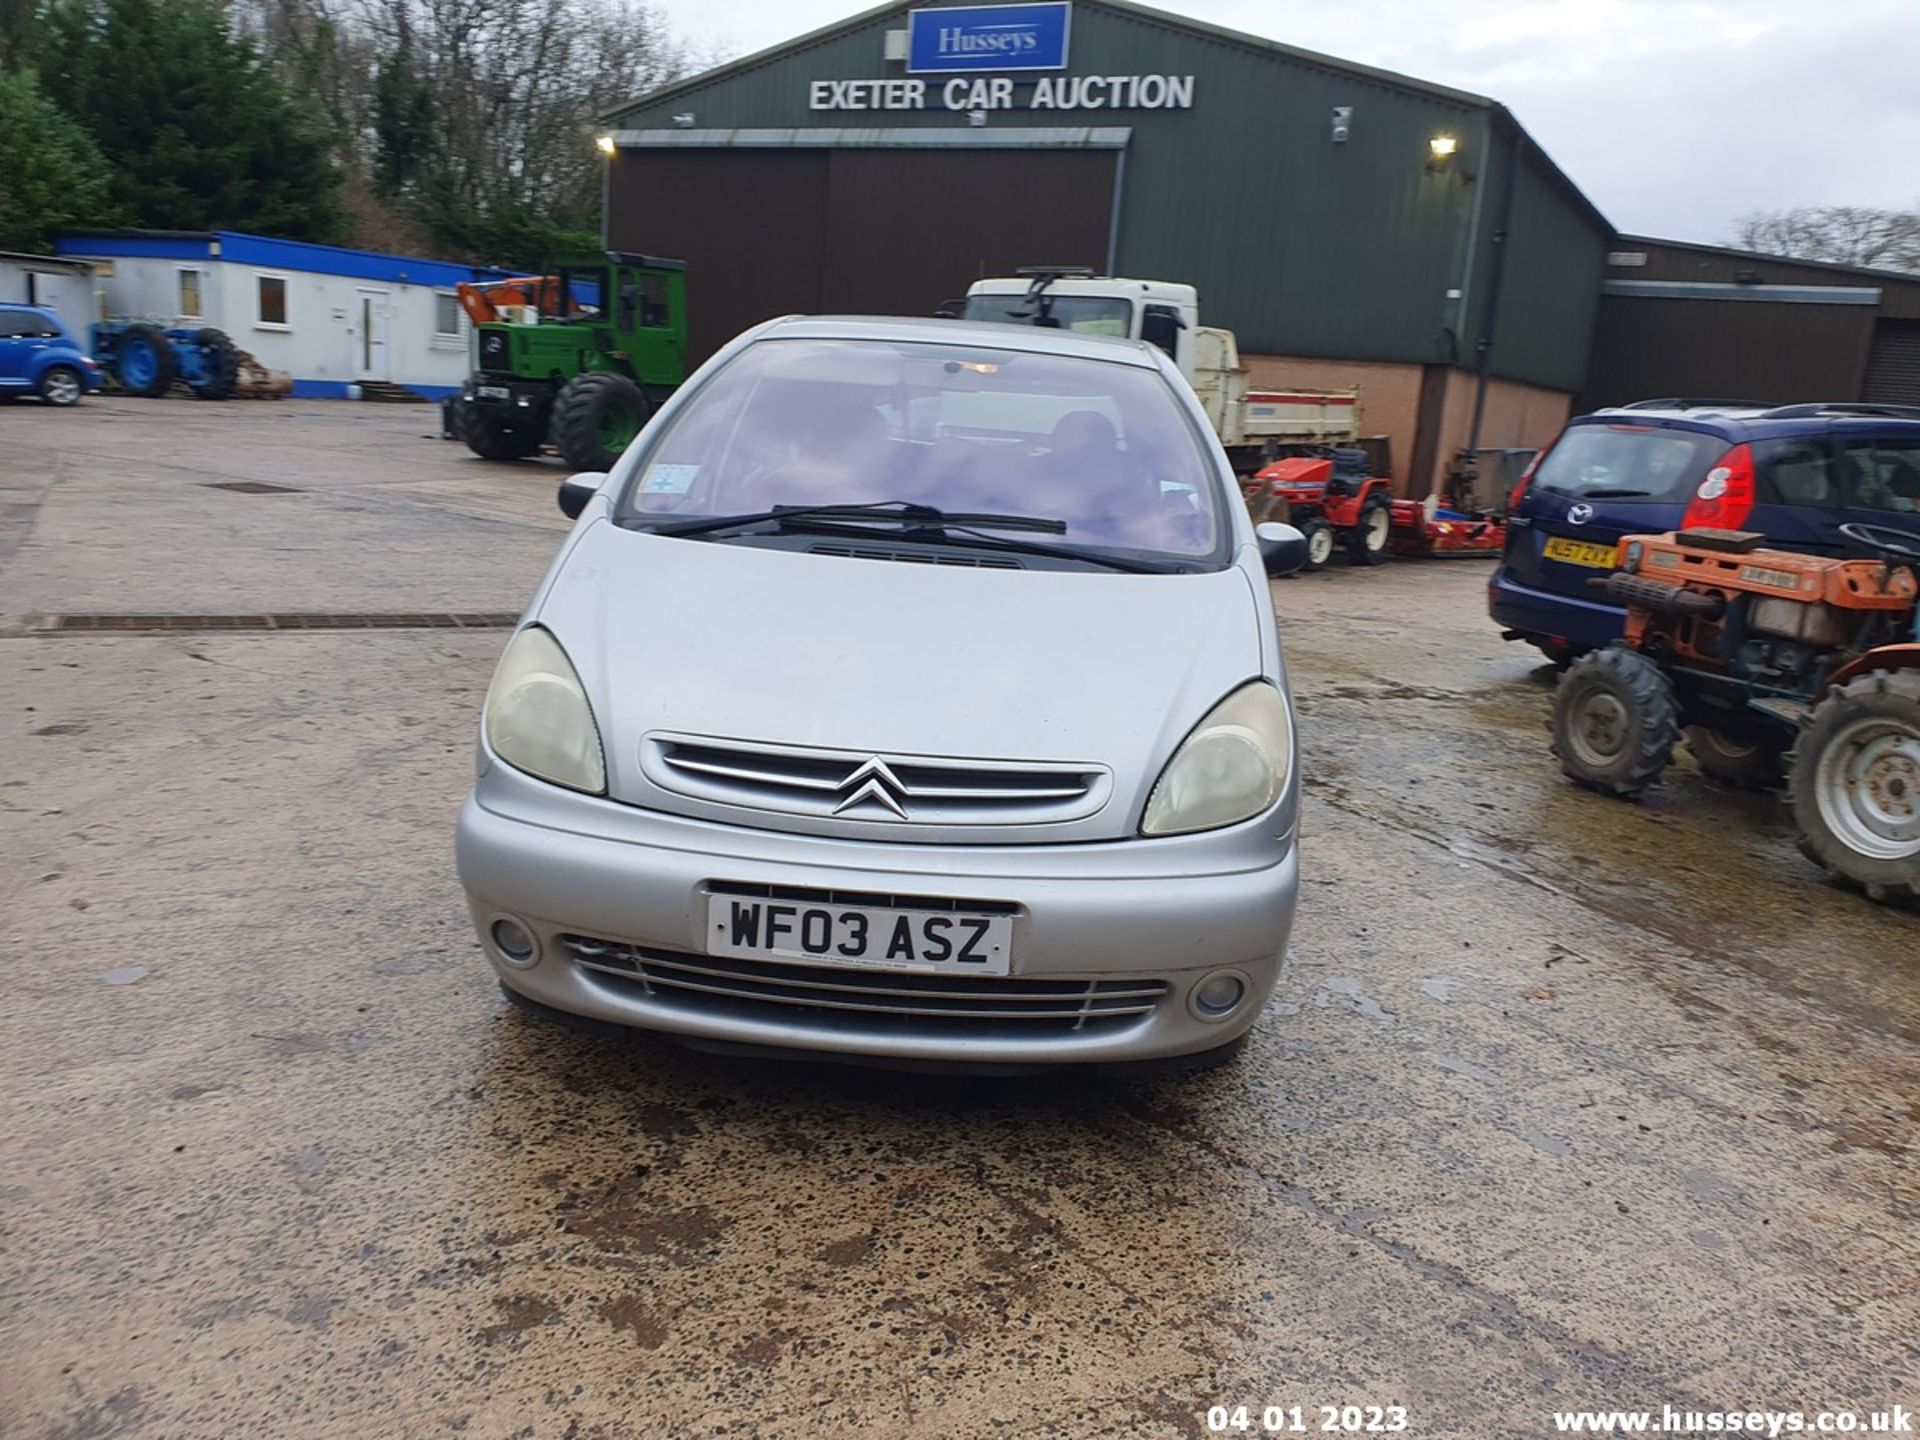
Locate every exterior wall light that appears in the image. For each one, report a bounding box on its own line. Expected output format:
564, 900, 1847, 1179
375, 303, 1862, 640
595, 134, 617, 155
1429, 134, 1458, 160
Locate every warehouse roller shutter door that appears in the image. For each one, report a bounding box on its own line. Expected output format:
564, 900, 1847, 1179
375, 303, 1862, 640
817, 150, 1116, 323
1863, 320, 1920, 406
608, 150, 830, 366
610, 146, 1118, 365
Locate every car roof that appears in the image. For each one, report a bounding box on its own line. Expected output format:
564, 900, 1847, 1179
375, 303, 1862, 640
751, 314, 1166, 368
1576, 401, 1920, 440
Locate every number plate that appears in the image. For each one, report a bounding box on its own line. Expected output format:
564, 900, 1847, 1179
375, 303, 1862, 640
707, 895, 1014, 976
1543, 536, 1618, 568
476, 384, 510, 400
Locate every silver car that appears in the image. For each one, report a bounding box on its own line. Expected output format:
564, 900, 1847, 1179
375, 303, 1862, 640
456, 315, 1308, 1071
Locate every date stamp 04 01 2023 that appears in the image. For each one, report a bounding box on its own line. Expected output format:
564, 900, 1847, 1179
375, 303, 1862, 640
1207, 1406, 1411, 1435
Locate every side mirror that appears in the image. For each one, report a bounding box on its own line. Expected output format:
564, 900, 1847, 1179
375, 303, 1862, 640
1140, 304, 1186, 357
557, 471, 609, 520
1255, 521, 1309, 577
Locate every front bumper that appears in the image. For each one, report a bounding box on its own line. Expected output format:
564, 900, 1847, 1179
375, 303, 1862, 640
460, 377, 552, 416
456, 764, 1298, 1067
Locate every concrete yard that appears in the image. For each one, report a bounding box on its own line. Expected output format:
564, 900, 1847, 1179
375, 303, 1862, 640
2, 398, 1915, 1439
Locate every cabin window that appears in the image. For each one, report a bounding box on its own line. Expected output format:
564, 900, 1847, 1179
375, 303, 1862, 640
256, 274, 289, 327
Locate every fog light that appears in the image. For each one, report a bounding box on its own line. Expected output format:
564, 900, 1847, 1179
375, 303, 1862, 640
490, 917, 538, 967
1191, 971, 1247, 1020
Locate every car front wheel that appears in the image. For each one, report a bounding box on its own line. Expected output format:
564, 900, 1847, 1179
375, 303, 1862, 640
39, 366, 84, 407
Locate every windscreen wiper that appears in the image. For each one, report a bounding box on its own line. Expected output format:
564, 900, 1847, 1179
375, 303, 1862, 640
1572, 487, 1653, 499
648, 501, 1170, 573
650, 501, 1066, 539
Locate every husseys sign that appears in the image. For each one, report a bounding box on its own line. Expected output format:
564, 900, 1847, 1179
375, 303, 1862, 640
806, 1, 1197, 113
907, 1, 1071, 73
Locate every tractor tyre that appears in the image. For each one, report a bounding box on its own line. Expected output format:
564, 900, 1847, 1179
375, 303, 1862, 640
461, 405, 544, 462
551, 372, 648, 472
1346, 494, 1393, 566
1686, 725, 1785, 790
115, 323, 176, 398
190, 328, 240, 400
1786, 668, 1920, 906
1299, 518, 1336, 572
38, 365, 85, 407
1551, 646, 1679, 799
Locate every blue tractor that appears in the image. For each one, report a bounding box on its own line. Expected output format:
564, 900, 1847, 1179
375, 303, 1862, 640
91, 322, 240, 400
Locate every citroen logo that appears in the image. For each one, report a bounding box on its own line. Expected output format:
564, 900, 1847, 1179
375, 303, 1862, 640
832, 757, 909, 818
1567, 503, 1594, 525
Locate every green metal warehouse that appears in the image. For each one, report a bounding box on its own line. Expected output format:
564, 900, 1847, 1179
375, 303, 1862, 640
601, 0, 1614, 494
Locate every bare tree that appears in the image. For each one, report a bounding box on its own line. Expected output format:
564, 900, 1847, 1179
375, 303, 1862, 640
1729, 205, 1920, 274
235, 0, 705, 262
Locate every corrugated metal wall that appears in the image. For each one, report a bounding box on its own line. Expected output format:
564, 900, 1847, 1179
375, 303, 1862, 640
1584, 239, 1920, 410
1476, 122, 1610, 394
1580, 296, 1876, 410
1606, 239, 1920, 321
608, 0, 1609, 391
1065, 5, 1485, 366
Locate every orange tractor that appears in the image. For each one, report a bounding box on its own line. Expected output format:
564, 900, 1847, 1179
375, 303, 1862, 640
1552, 522, 1920, 904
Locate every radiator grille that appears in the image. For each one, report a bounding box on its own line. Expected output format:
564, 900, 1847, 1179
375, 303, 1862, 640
644, 735, 1107, 826
559, 935, 1166, 1038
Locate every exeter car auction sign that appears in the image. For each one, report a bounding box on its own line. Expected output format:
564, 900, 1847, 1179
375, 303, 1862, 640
808, 73, 1195, 111
907, 2, 1072, 73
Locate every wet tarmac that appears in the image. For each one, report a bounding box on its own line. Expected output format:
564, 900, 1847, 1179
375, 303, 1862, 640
2, 400, 1915, 1438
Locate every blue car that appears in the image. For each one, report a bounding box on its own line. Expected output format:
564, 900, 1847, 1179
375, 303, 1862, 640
0, 304, 102, 406
1491, 400, 1920, 664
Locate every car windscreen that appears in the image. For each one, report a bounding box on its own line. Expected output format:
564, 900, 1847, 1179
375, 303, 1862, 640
615, 336, 1226, 561
959, 295, 1135, 338
1532, 424, 1729, 504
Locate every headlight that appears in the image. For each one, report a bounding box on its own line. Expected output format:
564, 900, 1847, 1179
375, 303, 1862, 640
1141, 681, 1293, 836
483, 626, 606, 794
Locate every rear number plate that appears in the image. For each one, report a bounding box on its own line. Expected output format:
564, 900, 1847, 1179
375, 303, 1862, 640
707, 896, 1013, 976
476, 385, 510, 400
1544, 536, 1617, 568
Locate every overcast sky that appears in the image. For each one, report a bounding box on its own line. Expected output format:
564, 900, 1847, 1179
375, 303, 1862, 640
652, 0, 1920, 243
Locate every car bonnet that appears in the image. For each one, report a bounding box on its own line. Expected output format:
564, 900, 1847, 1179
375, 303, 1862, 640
530, 519, 1268, 842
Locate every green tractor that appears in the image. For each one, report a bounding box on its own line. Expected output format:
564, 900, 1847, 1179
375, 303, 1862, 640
454, 251, 688, 471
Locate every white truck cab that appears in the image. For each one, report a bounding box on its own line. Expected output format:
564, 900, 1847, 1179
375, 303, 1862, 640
961, 271, 1201, 376
960, 269, 1358, 469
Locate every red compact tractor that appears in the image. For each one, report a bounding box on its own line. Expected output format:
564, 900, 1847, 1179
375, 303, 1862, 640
1242, 448, 1509, 570
1552, 522, 1920, 905
1242, 449, 1399, 569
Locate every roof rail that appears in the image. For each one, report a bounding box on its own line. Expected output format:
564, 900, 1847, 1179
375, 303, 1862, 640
1013, 265, 1097, 278
1616, 397, 1773, 411
1756, 402, 1920, 421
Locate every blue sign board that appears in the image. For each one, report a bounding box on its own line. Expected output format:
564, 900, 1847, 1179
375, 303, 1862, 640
906, 2, 1071, 74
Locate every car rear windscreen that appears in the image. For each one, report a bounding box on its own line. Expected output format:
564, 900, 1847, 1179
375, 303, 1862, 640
1533, 425, 1729, 504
